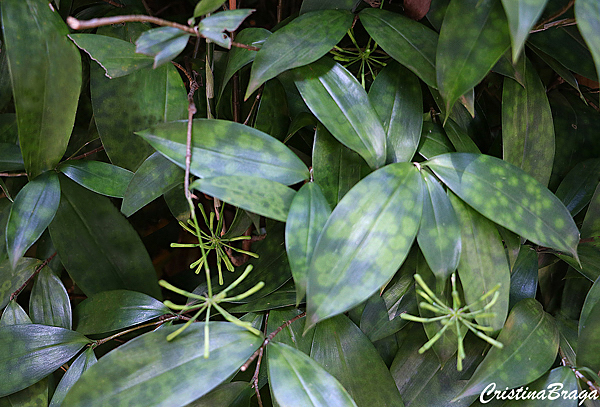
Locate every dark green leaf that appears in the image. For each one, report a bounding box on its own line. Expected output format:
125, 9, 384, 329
268, 342, 358, 407
48, 176, 161, 298
493, 51, 526, 86
6, 172, 60, 268
58, 161, 134, 198
62, 322, 263, 407
137, 119, 309, 185
502, 58, 555, 187
582, 182, 600, 239
436, 0, 510, 114
310, 315, 404, 407
306, 163, 423, 330
575, 0, 600, 96
285, 182, 331, 304
528, 43, 583, 97
0, 324, 90, 397
417, 171, 461, 282
228, 288, 297, 313
29, 266, 71, 329
198, 9, 254, 48
312, 124, 369, 207
1, 0, 81, 178
509, 246, 538, 310
578, 276, 600, 372
450, 193, 510, 330
69, 34, 154, 78
418, 122, 454, 159
360, 8, 438, 87
0, 42, 11, 112
369, 61, 423, 164
246, 10, 353, 98
190, 176, 296, 222
502, 366, 578, 407
500, 0, 549, 62
455, 298, 559, 399
0, 300, 31, 326
254, 79, 289, 141
443, 118, 480, 154
121, 152, 183, 217
425, 153, 580, 259
293, 58, 386, 169
75, 290, 171, 335
194, 0, 226, 17
185, 382, 251, 407
1, 378, 48, 407
0, 258, 41, 310
91, 62, 188, 171
136, 27, 191, 68
560, 243, 600, 282
267, 308, 315, 354
0, 143, 23, 172
49, 348, 97, 407
300, 0, 360, 13
555, 159, 600, 216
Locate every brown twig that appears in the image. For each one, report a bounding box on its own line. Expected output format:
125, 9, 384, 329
532, 0, 575, 32
251, 311, 269, 407
243, 87, 264, 125
240, 312, 307, 371
10, 252, 57, 300
93, 315, 181, 346
102, 0, 125, 7
68, 146, 106, 161
0, 172, 27, 177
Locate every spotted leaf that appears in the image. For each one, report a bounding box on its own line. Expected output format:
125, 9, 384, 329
500, 0, 549, 62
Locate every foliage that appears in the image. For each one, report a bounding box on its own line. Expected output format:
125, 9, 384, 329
1, 0, 600, 406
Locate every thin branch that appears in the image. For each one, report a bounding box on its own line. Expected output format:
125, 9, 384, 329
102, 0, 125, 7
93, 315, 181, 346
532, 0, 575, 31
0, 172, 27, 177
68, 146, 105, 161
67, 15, 197, 34
10, 252, 57, 300
231, 41, 259, 51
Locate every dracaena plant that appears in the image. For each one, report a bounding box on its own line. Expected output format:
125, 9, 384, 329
2, 0, 600, 406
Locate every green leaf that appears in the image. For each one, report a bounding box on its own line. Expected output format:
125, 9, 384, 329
293, 58, 387, 169
137, 119, 309, 185
1, 0, 81, 178
500, 0, 549, 62
577, 275, 600, 372
359, 8, 438, 88
254, 79, 290, 141
436, 0, 510, 114
246, 10, 353, 98
417, 171, 461, 282
417, 122, 454, 160
121, 152, 184, 217
455, 298, 559, 399
74, 290, 171, 335
285, 182, 331, 305
228, 288, 297, 313
1, 379, 48, 407
508, 246, 538, 310
582, 181, 600, 239
48, 176, 161, 298
268, 342, 358, 407
0, 143, 24, 172
575, 0, 600, 88
0, 258, 41, 310
62, 322, 263, 407
190, 176, 296, 222
312, 124, 369, 207
135, 27, 191, 68
220, 27, 271, 97
49, 348, 97, 407
185, 382, 252, 407
194, 0, 226, 17
0, 324, 90, 397
368, 61, 422, 164
91, 61, 188, 171
310, 315, 405, 407
425, 153, 580, 259
6, 172, 60, 269
449, 193, 510, 330
555, 159, 600, 216
267, 308, 315, 354
501, 366, 578, 407
300, 0, 360, 13
528, 44, 583, 98
443, 118, 480, 154
502, 58, 555, 187
306, 163, 423, 330
1, 300, 31, 326
58, 161, 134, 198
29, 266, 71, 329
69, 34, 154, 78
198, 9, 254, 48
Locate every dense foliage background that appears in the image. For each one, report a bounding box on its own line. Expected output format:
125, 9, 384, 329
1, 0, 600, 405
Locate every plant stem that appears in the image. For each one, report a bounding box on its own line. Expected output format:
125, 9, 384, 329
10, 252, 57, 300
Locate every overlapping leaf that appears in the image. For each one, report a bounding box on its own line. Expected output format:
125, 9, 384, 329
502, 366, 578, 407
1, 0, 81, 178
6, 172, 60, 269
0, 143, 24, 172
61, 323, 263, 407
0, 324, 91, 397
575, 0, 600, 88
29, 267, 72, 329
194, 0, 226, 17
359, 8, 438, 87
425, 153, 580, 259
190, 176, 296, 222
577, 275, 600, 372
554, 158, 600, 216
293, 58, 386, 169
306, 163, 423, 330
0, 258, 41, 310
268, 342, 358, 407
75, 290, 171, 335
501, 0, 549, 62
197, 9, 254, 48
137, 119, 309, 185
245, 10, 353, 98
508, 246, 538, 310
502, 58, 554, 187
436, 0, 510, 114
48, 177, 161, 298
49, 348, 97, 407
69, 34, 154, 78
368, 61, 422, 164
135, 27, 191, 68
455, 298, 559, 399
58, 161, 134, 198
